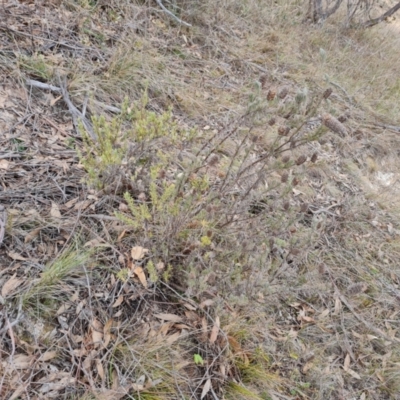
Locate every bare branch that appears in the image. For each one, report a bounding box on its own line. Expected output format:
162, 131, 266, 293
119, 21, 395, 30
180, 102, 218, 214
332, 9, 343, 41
155, 0, 192, 27
363, 1, 400, 27
325, 0, 343, 18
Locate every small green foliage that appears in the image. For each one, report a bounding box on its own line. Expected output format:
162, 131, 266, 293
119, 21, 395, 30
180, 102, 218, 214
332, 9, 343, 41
200, 235, 212, 246
146, 260, 158, 283
162, 264, 173, 282
116, 268, 130, 282
193, 353, 204, 365
78, 90, 182, 190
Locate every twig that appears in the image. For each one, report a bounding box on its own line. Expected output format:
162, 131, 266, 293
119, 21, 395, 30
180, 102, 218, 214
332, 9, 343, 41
155, 0, 192, 27
0, 204, 7, 245
26, 79, 122, 113
0, 153, 21, 159
26, 79, 61, 93
371, 123, 400, 133
26, 78, 122, 117
57, 75, 97, 140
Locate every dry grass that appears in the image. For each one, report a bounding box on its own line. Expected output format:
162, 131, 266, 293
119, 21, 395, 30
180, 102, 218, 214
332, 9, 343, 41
1, 0, 400, 399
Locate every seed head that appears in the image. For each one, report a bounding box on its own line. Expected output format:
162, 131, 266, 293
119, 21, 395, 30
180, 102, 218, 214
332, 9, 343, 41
310, 152, 318, 163
322, 88, 333, 100
283, 201, 290, 211
267, 89, 276, 101
268, 117, 276, 126
278, 87, 289, 99
347, 282, 368, 296
278, 126, 290, 136
322, 113, 347, 136
281, 155, 290, 163
207, 154, 220, 166
292, 177, 299, 186
295, 155, 307, 165
260, 75, 268, 89
300, 203, 308, 213
281, 172, 289, 183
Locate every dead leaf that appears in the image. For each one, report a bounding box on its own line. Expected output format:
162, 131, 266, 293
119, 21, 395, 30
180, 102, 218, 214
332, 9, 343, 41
117, 229, 127, 241
8, 252, 27, 261
318, 309, 330, 319
83, 349, 98, 370
209, 316, 220, 344
166, 331, 181, 345
112, 295, 124, 308
346, 368, 361, 379
154, 313, 183, 323
0, 159, 10, 169
132, 382, 144, 391
2, 274, 23, 297
50, 201, 62, 218
9, 385, 27, 400
91, 319, 104, 348
201, 379, 212, 399
174, 324, 191, 330
103, 319, 114, 348
74, 200, 92, 211
343, 353, 351, 372
119, 203, 128, 212
84, 238, 103, 247
334, 296, 342, 315
96, 359, 105, 381
112, 369, 120, 390
57, 303, 71, 315
10, 353, 34, 369
24, 227, 41, 243
302, 361, 313, 373
40, 351, 58, 362
50, 95, 62, 106
64, 197, 79, 208
156, 261, 165, 271
38, 372, 75, 394
200, 299, 214, 309
131, 246, 149, 260
133, 266, 147, 288
182, 302, 197, 311
228, 335, 242, 353
201, 317, 208, 337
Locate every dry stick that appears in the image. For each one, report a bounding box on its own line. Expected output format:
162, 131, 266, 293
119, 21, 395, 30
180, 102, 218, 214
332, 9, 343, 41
155, 0, 192, 27
0, 153, 21, 159
26, 79, 121, 116
26, 77, 95, 139
56, 75, 97, 141
363, 1, 400, 27
0, 204, 6, 245
371, 123, 400, 133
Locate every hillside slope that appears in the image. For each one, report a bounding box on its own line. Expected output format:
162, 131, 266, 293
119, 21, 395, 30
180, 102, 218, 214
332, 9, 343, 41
1, 1, 400, 399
